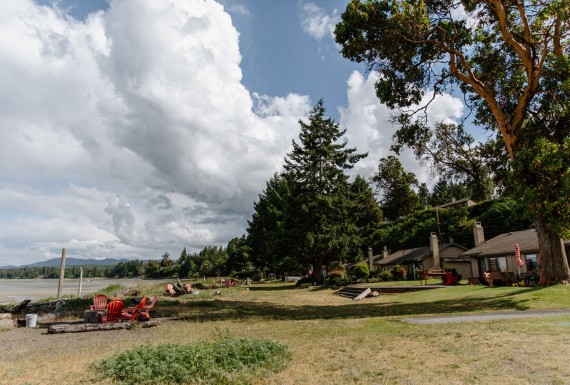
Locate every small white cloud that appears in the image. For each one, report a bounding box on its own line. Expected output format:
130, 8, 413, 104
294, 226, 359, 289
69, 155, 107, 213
300, 2, 339, 41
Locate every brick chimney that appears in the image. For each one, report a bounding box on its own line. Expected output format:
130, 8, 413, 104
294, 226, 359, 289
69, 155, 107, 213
382, 246, 389, 259
367, 246, 375, 272
430, 232, 440, 268
473, 222, 485, 246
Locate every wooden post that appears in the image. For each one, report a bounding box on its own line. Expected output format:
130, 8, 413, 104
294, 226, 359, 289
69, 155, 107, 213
78, 267, 83, 298
57, 248, 67, 298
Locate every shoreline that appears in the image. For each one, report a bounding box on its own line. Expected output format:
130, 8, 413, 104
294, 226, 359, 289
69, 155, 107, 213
0, 278, 159, 304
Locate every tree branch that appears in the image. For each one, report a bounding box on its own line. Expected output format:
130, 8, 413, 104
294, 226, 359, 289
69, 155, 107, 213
484, 0, 533, 77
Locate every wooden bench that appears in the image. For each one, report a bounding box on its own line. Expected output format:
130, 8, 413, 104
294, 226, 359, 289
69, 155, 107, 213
418, 269, 446, 285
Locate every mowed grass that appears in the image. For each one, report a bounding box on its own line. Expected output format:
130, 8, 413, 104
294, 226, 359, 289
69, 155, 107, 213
2, 281, 570, 385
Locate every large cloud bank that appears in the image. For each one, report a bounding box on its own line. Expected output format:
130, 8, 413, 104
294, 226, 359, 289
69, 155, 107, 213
0, 0, 310, 264
0, 0, 463, 265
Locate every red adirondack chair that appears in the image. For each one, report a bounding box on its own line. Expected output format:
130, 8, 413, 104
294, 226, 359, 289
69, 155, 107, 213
121, 297, 147, 322
124, 295, 158, 321
102, 299, 124, 323
89, 294, 108, 310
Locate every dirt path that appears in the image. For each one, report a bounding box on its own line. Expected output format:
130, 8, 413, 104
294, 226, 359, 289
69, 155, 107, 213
401, 308, 570, 324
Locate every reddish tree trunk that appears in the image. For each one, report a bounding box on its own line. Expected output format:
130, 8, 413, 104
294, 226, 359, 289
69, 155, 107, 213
535, 217, 570, 285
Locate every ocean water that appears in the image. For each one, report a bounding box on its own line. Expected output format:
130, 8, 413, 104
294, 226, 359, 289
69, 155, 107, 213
0, 278, 152, 304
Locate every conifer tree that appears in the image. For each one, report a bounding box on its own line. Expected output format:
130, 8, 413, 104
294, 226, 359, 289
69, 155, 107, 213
283, 100, 366, 283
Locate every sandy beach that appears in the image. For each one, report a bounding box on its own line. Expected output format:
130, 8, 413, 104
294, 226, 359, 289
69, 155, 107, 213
0, 278, 153, 304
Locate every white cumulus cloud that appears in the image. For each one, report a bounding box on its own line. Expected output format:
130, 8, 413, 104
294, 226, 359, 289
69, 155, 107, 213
0, 0, 466, 266
300, 2, 339, 41
0, 0, 309, 265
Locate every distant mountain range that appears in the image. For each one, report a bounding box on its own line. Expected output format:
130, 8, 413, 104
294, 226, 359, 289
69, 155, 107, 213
0, 258, 130, 269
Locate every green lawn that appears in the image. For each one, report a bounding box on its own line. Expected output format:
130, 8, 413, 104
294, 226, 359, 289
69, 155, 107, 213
2, 281, 570, 385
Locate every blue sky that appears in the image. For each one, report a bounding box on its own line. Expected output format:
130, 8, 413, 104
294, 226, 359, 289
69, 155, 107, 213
39, 0, 363, 117
0, 0, 465, 265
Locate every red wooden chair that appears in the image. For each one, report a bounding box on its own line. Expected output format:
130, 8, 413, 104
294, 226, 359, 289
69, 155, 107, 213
89, 294, 108, 310
121, 297, 147, 322
124, 295, 158, 321
102, 299, 124, 323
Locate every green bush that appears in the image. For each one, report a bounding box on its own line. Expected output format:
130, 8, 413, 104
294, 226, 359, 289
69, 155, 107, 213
379, 271, 392, 281
295, 277, 313, 287
390, 265, 407, 281
93, 337, 290, 385
327, 267, 347, 280
351, 262, 370, 280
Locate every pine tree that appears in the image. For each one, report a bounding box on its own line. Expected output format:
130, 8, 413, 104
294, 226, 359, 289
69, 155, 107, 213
283, 100, 366, 283
349, 175, 383, 256
372, 156, 419, 220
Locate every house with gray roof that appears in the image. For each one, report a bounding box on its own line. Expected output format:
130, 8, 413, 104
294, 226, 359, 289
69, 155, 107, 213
461, 223, 570, 282
373, 233, 471, 280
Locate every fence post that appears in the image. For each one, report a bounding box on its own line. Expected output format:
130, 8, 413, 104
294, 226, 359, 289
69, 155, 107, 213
57, 248, 67, 298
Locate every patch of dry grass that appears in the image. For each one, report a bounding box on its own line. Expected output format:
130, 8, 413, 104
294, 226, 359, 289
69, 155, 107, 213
1, 282, 570, 384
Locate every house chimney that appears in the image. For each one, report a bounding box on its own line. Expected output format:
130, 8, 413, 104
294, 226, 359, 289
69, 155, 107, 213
473, 222, 485, 246
368, 246, 375, 272
382, 246, 389, 259
430, 232, 440, 268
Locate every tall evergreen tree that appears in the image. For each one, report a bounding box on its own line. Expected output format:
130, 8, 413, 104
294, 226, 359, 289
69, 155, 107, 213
418, 182, 430, 209
246, 173, 296, 277
429, 179, 472, 207
226, 236, 252, 276
372, 156, 419, 220
178, 248, 194, 278
349, 175, 383, 255
283, 100, 366, 283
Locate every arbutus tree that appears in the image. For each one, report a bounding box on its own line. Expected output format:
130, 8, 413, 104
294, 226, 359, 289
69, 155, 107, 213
335, 0, 570, 284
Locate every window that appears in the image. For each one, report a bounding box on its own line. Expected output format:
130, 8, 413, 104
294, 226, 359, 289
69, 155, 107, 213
489, 257, 507, 272
497, 257, 507, 272
526, 254, 538, 271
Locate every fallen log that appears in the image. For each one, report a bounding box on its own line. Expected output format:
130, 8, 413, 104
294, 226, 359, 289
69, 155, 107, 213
47, 320, 161, 334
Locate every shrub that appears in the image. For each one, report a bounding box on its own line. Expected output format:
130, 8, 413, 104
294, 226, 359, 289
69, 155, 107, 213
390, 265, 407, 281
250, 269, 264, 282
326, 276, 344, 286
93, 337, 290, 385
327, 267, 347, 280
295, 277, 313, 287
379, 270, 392, 281
351, 262, 370, 280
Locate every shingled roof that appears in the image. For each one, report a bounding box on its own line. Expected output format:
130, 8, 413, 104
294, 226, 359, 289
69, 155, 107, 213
461, 228, 539, 257
376, 243, 467, 266
375, 246, 431, 266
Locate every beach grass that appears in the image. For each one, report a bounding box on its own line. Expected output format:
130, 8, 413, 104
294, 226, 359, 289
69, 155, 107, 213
1, 281, 570, 384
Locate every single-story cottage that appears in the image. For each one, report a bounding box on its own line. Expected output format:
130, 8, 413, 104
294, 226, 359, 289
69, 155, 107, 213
461, 223, 570, 285
372, 233, 471, 280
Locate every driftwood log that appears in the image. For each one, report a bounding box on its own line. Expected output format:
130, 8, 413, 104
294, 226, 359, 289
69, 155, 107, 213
47, 320, 161, 334
166, 279, 193, 296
